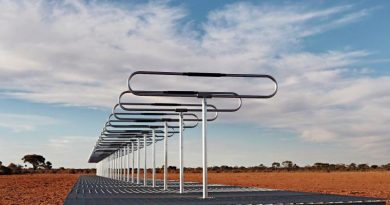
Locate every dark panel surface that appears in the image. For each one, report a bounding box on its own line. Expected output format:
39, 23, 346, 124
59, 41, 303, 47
64, 176, 385, 205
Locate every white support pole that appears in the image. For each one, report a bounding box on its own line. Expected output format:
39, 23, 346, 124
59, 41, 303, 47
179, 112, 184, 193
137, 138, 140, 184
122, 148, 125, 181
131, 142, 135, 183
120, 149, 122, 181
152, 129, 156, 187
121, 148, 125, 181
112, 152, 116, 179
163, 122, 168, 190
144, 134, 147, 186
117, 151, 119, 180
112, 154, 114, 179
202, 97, 208, 198
115, 152, 117, 180
110, 154, 113, 179
127, 144, 130, 182
119, 149, 122, 181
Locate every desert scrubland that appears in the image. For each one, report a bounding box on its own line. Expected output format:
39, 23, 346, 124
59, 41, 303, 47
0, 172, 389, 205
0, 174, 80, 205
158, 171, 390, 198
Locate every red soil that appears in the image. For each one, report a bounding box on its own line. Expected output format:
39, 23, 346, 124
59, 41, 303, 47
0, 174, 80, 205
0, 172, 388, 205
157, 171, 390, 203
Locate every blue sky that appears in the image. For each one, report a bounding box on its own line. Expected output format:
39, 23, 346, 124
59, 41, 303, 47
0, 0, 389, 168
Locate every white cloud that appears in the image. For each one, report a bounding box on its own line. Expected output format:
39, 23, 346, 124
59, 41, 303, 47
0, 0, 388, 163
0, 113, 57, 132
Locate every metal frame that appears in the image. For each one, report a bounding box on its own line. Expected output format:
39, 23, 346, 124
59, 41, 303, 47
112, 98, 220, 192
92, 106, 205, 191
127, 71, 278, 198
91, 71, 277, 200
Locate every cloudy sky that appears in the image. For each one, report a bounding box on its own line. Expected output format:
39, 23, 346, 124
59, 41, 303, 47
0, 0, 389, 168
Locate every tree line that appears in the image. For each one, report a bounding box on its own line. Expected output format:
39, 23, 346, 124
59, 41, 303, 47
2, 157, 389, 175
0, 154, 52, 175
162, 161, 390, 173
0, 154, 95, 175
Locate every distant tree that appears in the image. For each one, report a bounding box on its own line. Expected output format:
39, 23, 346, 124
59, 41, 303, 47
357, 164, 369, 170
292, 164, 300, 170
45, 161, 52, 170
22, 154, 46, 170
370, 165, 378, 169
0, 166, 12, 175
168, 166, 177, 170
0, 162, 13, 175
348, 163, 357, 170
256, 164, 267, 170
335, 164, 347, 171
7, 163, 17, 171
282, 161, 293, 168
314, 162, 330, 170
272, 162, 281, 169
382, 163, 390, 170
220, 165, 233, 171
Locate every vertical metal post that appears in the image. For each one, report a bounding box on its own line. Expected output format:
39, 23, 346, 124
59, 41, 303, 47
137, 138, 140, 184
131, 142, 135, 183
163, 122, 168, 190
127, 144, 130, 182
122, 148, 124, 181
110, 154, 113, 179
119, 150, 121, 180
114, 152, 116, 180
179, 112, 184, 193
117, 151, 119, 180
144, 134, 147, 186
122, 148, 125, 181
119, 149, 122, 180
118, 150, 120, 180
152, 129, 156, 187
202, 98, 208, 198
121, 148, 124, 181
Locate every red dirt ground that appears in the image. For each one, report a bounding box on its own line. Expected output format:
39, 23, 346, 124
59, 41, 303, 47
0, 174, 80, 205
162, 172, 390, 198
0, 172, 388, 205
158, 171, 390, 204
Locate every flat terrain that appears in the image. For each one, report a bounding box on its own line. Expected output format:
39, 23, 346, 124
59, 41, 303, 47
158, 171, 390, 202
0, 172, 389, 205
0, 174, 80, 205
